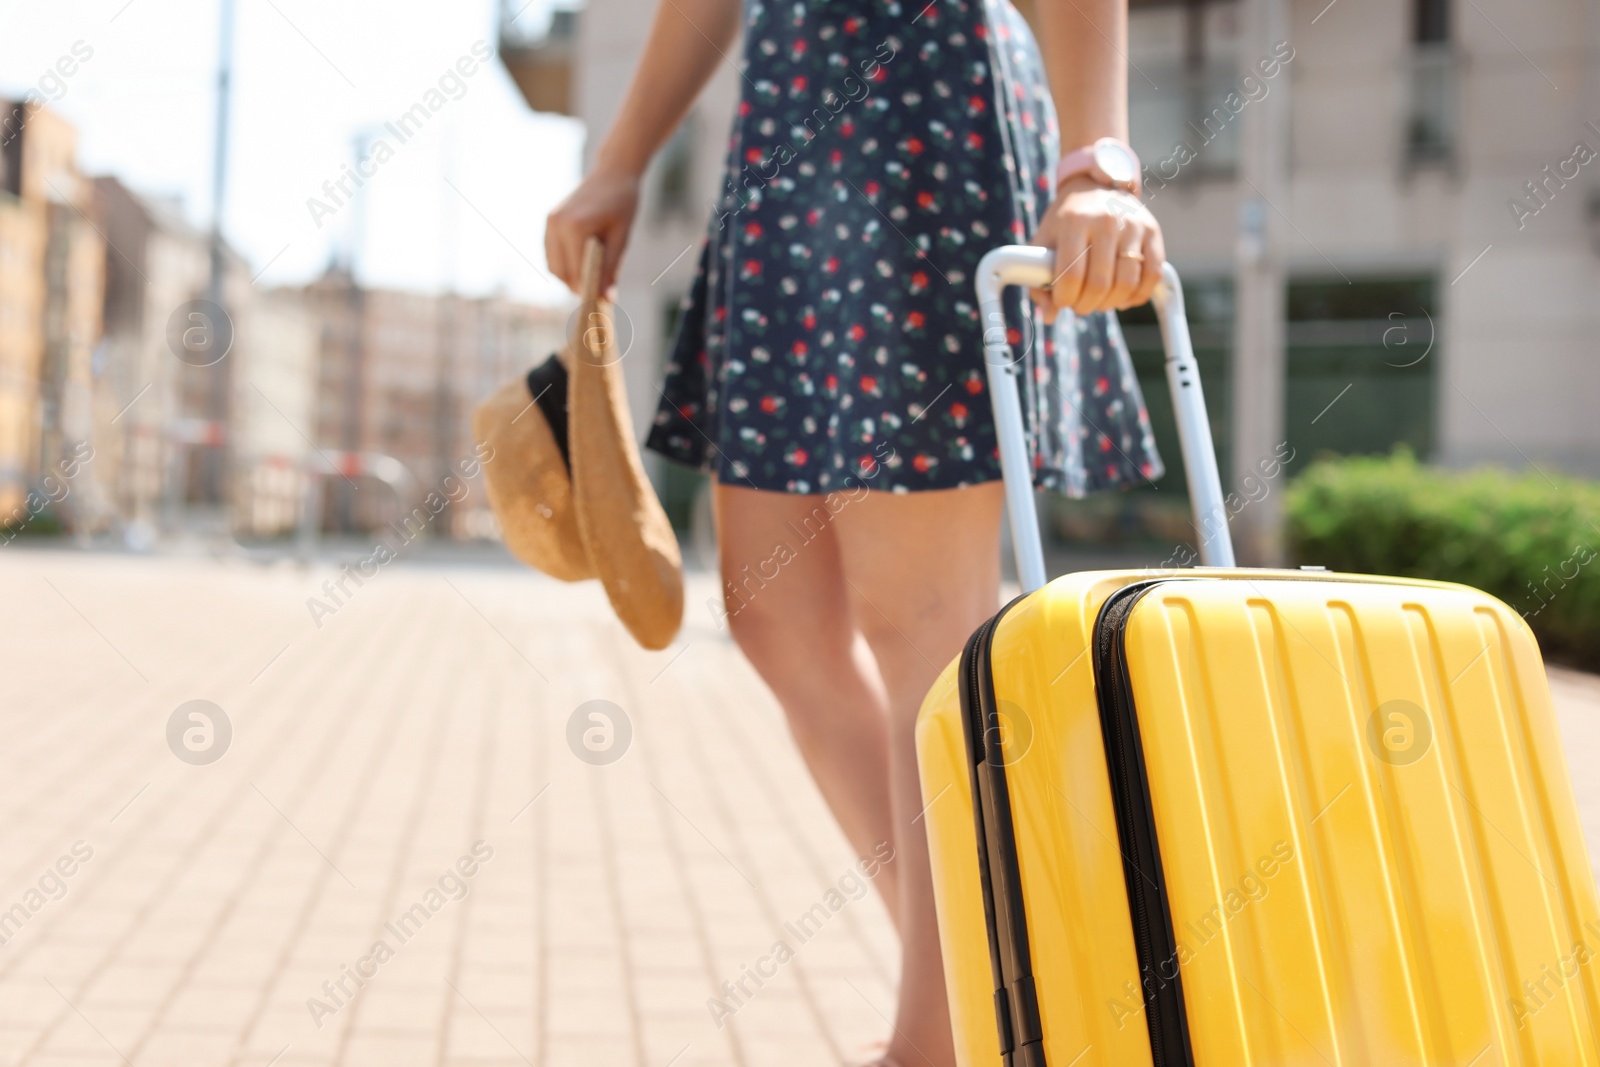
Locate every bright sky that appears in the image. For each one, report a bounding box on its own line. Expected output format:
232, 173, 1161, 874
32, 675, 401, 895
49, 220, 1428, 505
0, 0, 581, 304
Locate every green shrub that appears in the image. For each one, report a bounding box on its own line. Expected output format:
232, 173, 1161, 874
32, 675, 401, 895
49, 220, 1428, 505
1287, 449, 1600, 668
1, 508, 66, 539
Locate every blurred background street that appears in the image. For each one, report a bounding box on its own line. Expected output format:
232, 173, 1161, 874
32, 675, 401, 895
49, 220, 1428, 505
0, 0, 1595, 563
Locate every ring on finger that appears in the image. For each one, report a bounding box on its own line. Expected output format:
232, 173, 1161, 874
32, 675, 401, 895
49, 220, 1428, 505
1106, 238, 1145, 308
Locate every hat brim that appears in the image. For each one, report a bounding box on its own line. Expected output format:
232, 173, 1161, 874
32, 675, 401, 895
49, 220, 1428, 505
570, 241, 685, 650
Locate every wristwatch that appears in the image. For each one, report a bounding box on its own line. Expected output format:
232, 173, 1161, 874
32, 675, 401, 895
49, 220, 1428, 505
1055, 137, 1141, 195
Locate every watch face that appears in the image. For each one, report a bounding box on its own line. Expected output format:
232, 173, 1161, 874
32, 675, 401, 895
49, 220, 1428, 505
1094, 140, 1138, 186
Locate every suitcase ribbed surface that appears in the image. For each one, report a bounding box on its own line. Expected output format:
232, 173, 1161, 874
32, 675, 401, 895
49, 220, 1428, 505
916, 569, 1600, 1066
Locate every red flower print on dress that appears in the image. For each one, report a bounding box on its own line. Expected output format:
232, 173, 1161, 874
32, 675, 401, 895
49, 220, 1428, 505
792, 76, 807, 92
825, 373, 839, 391
864, 180, 881, 197
745, 147, 763, 164
806, 208, 823, 225
843, 16, 861, 33
824, 256, 840, 273
912, 454, 933, 473
910, 271, 929, 291
906, 311, 926, 329
1094, 376, 1110, 396
904, 137, 924, 155
803, 311, 817, 330
788, 447, 808, 465
950, 401, 968, 421
860, 375, 879, 394
916, 191, 936, 210
743, 259, 763, 278
744, 221, 763, 239
792, 340, 808, 357
964, 375, 984, 395
858, 454, 877, 475
848, 324, 866, 341
966, 132, 983, 150
760, 396, 780, 414
968, 96, 986, 113
840, 119, 856, 136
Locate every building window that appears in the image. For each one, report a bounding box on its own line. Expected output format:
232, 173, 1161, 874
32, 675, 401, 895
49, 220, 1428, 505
1128, 0, 1244, 187
1085, 275, 1436, 545
1407, 0, 1455, 167
654, 113, 697, 221
1414, 0, 1449, 44
1, 105, 23, 198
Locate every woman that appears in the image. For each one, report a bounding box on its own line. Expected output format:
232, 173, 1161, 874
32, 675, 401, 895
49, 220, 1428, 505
545, 0, 1163, 1059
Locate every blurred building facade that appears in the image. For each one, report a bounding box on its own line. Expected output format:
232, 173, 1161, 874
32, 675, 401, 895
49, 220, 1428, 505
2, 106, 569, 546
0, 101, 104, 522
232, 287, 319, 537
498, 0, 1600, 532
1119, 0, 1600, 482
288, 269, 566, 538
94, 175, 241, 536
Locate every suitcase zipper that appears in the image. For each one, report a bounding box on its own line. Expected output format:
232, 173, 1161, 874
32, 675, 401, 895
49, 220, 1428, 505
1093, 583, 1196, 1067
957, 595, 1045, 1067
958, 582, 1198, 1067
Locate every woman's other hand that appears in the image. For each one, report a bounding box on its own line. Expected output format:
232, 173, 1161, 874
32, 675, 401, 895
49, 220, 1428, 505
1028, 174, 1166, 322
544, 165, 640, 296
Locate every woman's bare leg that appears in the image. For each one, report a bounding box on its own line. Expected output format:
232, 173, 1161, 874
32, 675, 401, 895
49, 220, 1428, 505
833, 483, 1005, 1067
713, 484, 903, 929
713, 480, 1004, 1065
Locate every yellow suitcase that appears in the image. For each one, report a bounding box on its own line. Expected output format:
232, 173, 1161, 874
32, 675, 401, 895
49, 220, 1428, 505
917, 247, 1600, 1065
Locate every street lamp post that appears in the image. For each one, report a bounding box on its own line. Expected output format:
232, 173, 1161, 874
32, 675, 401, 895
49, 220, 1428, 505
202, 0, 237, 514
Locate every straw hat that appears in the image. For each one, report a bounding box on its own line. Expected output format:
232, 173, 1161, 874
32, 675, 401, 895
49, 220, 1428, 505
471, 351, 593, 582
472, 238, 684, 650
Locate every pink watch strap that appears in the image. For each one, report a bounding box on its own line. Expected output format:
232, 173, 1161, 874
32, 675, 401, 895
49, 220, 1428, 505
1054, 146, 1098, 188
1054, 139, 1141, 195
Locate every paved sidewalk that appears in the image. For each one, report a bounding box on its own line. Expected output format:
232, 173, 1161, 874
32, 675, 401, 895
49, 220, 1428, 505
0, 549, 1597, 1067
0, 550, 896, 1067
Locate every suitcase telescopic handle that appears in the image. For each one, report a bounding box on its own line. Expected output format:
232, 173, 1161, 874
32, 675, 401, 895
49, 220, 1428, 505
975, 245, 1237, 592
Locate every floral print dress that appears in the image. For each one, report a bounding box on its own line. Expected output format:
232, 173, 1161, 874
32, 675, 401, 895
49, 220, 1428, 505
645, 0, 1162, 496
